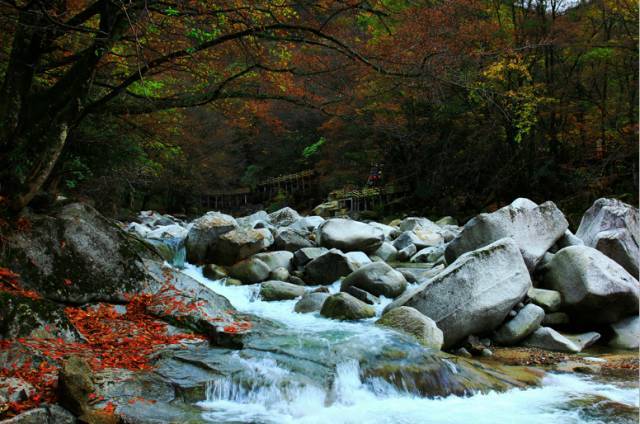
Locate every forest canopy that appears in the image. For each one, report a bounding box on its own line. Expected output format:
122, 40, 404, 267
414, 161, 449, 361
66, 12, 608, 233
0, 0, 637, 221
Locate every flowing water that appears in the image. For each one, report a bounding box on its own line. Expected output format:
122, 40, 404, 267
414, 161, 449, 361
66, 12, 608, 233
180, 264, 639, 424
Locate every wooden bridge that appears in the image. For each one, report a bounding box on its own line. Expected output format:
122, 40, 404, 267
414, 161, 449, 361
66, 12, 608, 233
199, 170, 316, 210
327, 183, 411, 214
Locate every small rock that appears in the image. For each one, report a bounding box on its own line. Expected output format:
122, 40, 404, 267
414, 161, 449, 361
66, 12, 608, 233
294, 292, 329, 313
202, 264, 228, 280
480, 348, 493, 357
269, 267, 290, 282
320, 293, 376, 320
396, 244, 417, 262
303, 249, 357, 285
260, 281, 305, 301
454, 347, 472, 358
542, 312, 570, 326
527, 288, 561, 312
228, 257, 271, 283
608, 315, 640, 350
341, 261, 408, 298
493, 304, 545, 345
344, 286, 379, 305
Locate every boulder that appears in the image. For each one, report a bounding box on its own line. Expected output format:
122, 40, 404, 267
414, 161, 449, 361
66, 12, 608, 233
253, 251, 294, 272
341, 262, 407, 298
399, 217, 441, 233
289, 216, 325, 233
2, 203, 160, 304
294, 292, 330, 313
396, 244, 417, 262
372, 242, 398, 262
1, 405, 76, 424
320, 293, 375, 320
368, 222, 400, 240
522, 327, 600, 353
397, 266, 444, 284
608, 315, 639, 350
576, 198, 639, 277
236, 210, 271, 228
210, 228, 269, 265
316, 219, 384, 253
313, 200, 340, 218
274, 228, 314, 251
385, 238, 531, 349
228, 257, 271, 284
146, 224, 188, 240
445, 199, 569, 271
554, 230, 584, 250
269, 267, 290, 282
344, 286, 379, 305
303, 249, 357, 285
345, 251, 373, 268
393, 231, 438, 251
268, 207, 301, 227
376, 306, 443, 350
527, 288, 561, 312
293, 247, 329, 268
493, 304, 545, 345
260, 281, 305, 301
185, 211, 237, 264
410, 245, 445, 264
543, 246, 639, 323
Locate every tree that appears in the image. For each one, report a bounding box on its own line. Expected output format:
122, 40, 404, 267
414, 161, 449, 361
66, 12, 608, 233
0, 0, 399, 212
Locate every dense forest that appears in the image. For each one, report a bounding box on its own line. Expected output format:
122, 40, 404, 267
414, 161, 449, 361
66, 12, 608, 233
1, 0, 637, 222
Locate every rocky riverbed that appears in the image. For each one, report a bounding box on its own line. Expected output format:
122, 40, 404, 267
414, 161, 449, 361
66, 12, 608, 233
0, 197, 638, 423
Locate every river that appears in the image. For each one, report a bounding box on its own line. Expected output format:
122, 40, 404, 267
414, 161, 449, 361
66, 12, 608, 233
180, 264, 639, 424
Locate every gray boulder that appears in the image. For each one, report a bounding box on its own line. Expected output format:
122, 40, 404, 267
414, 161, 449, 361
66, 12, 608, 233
269, 267, 290, 281
522, 327, 600, 353
228, 257, 271, 283
376, 306, 443, 350
210, 228, 270, 265
493, 304, 545, 345
316, 218, 384, 253
543, 246, 639, 324
542, 312, 570, 326
275, 228, 314, 251
608, 315, 639, 350
396, 244, 417, 262
303, 249, 358, 285
436, 216, 458, 226
260, 281, 305, 301
253, 251, 294, 272
268, 207, 301, 227
385, 238, 531, 349
411, 245, 445, 264
527, 288, 562, 312
368, 222, 400, 240
372, 242, 398, 262
294, 292, 330, 313
289, 216, 325, 233
293, 247, 329, 267
344, 286, 380, 305
399, 217, 441, 233
345, 251, 373, 268
236, 210, 271, 228
185, 211, 237, 264
393, 231, 440, 251
320, 293, 376, 320
445, 199, 569, 271
341, 262, 407, 298
576, 198, 639, 277
554, 230, 584, 250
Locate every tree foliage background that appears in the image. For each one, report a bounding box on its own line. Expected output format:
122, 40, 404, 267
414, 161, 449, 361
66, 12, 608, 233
0, 0, 637, 222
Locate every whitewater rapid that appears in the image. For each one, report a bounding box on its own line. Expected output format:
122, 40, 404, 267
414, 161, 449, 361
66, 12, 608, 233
181, 264, 639, 424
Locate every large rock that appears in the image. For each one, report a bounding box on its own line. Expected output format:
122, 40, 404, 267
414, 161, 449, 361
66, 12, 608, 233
289, 216, 325, 233
210, 228, 270, 265
275, 228, 314, 251
2, 203, 161, 304
385, 238, 531, 349
341, 262, 407, 298
253, 251, 294, 272
316, 219, 384, 253
376, 306, 443, 349
411, 245, 445, 264
228, 257, 271, 283
445, 199, 569, 271
185, 211, 237, 264
368, 222, 400, 240
392, 231, 438, 251
294, 292, 330, 313
320, 293, 375, 320
303, 249, 357, 285
372, 242, 398, 262
293, 247, 329, 267
260, 281, 305, 301
608, 315, 639, 350
268, 207, 301, 227
493, 304, 545, 345
542, 246, 639, 324
146, 224, 189, 240
522, 327, 600, 353
236, 210, 271, 228
576, 198, 639, 277
527, 288, 561, 312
